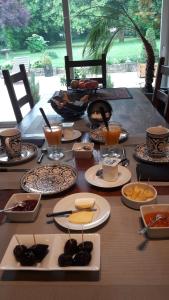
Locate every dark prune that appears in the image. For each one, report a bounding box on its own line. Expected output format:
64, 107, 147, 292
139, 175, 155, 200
77, 241, 93, 253
13, 245, 27, 261
73, 250, 91, 266
58, 253, 73, 267
29, 244, 49, 262
19, 250, 37, 266
64, 239, 77, 255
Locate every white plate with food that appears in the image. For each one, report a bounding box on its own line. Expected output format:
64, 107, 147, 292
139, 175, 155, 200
52, 192, 111, 230
85, 164, 131, 188
61, 130, 81, 142
0, 233, 100, 271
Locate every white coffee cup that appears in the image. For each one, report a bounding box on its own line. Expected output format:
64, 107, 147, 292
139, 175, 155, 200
146, 126, 169, 158
62, 122, 74, 139
0, 128, 21, 159
102, 157, 120, 181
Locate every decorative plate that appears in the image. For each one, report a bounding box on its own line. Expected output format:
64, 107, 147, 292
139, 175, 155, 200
0, 233, 100, 271
53, 192, 111, 231
20, 164, 77, 195
85, 164, 131, 188
90, 127, 128, 144
134, 144, 169, 164
0, 143, 37, 166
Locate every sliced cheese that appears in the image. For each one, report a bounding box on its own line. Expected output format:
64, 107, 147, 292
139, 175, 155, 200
68, 211, 94, 224
75, 198, 95, 209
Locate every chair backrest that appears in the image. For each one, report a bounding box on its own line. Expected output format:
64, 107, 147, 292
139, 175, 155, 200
65, 54, 107, 88
11, 56, 30, 74
2, 64, 34, 123
152, 57, 169, 122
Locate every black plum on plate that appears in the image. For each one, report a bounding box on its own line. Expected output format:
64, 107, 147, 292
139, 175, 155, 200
73, 250, 91, 266
64, 239, 78, 255
58, 253, 73, 267
77, 241, 93, 253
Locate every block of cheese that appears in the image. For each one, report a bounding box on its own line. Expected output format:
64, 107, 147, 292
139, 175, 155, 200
68, 211, 94, 224
75, 198, 95, 209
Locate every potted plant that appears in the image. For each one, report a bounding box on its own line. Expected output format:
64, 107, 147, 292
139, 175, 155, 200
42, 55, 53, 77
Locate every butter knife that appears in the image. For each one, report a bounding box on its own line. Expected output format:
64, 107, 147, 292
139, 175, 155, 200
46, 208, 97, 218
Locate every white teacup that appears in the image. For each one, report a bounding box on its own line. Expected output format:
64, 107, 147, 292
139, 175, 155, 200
102, 157, 120, 181
62, 122, 74, 139
146, 126, 169, 158
0, 128, 21, 159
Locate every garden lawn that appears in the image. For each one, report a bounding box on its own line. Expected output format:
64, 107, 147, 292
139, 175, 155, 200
0, 37, 160, 69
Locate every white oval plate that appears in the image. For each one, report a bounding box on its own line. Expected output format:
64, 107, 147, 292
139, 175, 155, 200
53, 192, 111, 230
85, 164, 131, 188
62, 130, 81, 142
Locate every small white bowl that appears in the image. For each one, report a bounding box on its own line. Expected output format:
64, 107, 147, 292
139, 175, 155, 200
140, 204, 169, 238
4, 193, 41, 222
121, 182, 157, 210
72, 143, 94, 159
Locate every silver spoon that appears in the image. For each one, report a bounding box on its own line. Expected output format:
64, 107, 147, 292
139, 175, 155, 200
138, 214, 166, 235
37, 148, 47, 164
0, 201, 25, 213
121, 148, 129, 167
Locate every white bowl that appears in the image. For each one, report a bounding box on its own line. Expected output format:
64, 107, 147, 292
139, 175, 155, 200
121, 182, 157, 210
140, 204, 169, 238
72, 143, 94, 159
4, 193, 41, 222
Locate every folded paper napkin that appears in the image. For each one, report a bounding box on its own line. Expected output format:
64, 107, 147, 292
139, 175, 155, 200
22, 138, 45, 148
136, 163, 169, 182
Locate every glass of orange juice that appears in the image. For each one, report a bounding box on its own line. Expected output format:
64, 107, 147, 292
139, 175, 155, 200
43, 123, 64, 160
102, 122, 121, 157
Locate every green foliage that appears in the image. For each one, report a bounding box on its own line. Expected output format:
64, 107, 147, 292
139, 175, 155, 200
1, 61, 12, 70
74, 67, 87, 79
26, 34, 48, 53
32, 60, 44, 68
29, 71, 40, 104
139, 27, 159, 63
41, 54, 52, 66
60, 76, 67, 86
45, 50, 58, 59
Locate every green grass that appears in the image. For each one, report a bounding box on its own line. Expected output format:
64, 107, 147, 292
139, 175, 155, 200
0, 37, 160, 69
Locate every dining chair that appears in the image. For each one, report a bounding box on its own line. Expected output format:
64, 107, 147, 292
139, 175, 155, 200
2, 64, 34, 124
64, 54, 107, 88
152, 57, 169, 122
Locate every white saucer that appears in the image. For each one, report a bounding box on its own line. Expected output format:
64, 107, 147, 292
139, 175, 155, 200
85, 164, 131, 188
62, 130, 81, 142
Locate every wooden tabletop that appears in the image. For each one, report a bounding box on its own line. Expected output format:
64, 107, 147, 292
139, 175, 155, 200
0, 88, 169, 300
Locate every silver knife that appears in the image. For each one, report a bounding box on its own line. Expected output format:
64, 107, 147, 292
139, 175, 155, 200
0, 168, 30, 172
46, 208, 97, 218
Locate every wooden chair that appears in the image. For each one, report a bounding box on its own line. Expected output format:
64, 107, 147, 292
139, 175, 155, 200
2, 64, 34, 123
152, 57, 169, 122
65, 54, 107, 88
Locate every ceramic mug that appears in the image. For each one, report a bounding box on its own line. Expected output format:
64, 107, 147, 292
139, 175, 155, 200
0, 128, 21, 159
146, 126, 169, 158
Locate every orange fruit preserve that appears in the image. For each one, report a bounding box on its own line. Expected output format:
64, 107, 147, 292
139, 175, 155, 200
44, 125, 62, 145
103, 125, 121, 145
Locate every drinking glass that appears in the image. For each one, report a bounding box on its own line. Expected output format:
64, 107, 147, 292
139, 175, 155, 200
102, 122, 121, 157
43, 123, 64, 160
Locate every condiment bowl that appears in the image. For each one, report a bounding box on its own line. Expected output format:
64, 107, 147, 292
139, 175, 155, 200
121, 182, 157, 210
4, 193, 41, 222
72, 143, 94, 159
140, 204, 169, 238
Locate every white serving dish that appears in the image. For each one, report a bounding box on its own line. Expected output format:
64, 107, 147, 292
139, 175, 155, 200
0, 233, 100, 271
4, 193, 41, 222
72, 142, 94, 159
140, 204, 169, 238
121, 182, 157, 210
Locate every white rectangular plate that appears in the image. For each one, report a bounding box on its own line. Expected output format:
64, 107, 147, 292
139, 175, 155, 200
0, 233, 100, 271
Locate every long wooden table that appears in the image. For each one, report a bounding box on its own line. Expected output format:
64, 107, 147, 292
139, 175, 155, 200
0, 88, 169, 300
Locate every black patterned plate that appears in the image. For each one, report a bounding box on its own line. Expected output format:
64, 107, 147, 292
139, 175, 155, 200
0, 143, 37, 166
134, 144, 169, 164
90, 127, 128, 144
20, 164, 77, 195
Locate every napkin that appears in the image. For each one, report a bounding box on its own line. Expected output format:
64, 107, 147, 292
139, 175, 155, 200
136, 163, 169, 182
22, 138, 45, 148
